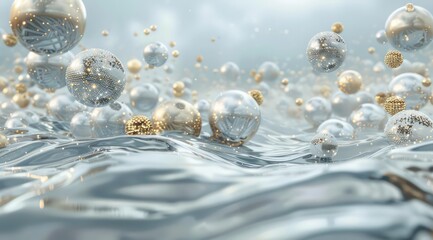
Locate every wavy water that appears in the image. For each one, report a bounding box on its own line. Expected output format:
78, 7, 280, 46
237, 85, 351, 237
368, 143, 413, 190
0, 117, 432, 240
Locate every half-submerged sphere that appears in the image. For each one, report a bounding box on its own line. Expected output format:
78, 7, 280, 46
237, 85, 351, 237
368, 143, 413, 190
303, 97, 332, 127
385, 110, 433, 145
310, 132, 338, 158
10, 0, 86, 55
66, 49, 126, 107
26, 51, 74, 89
220, 62, 240, 81
209, 90, 261, 146
385, 4, 433, 51
337, 70, 363, 94
388, 73, 431, 110
306, 31, 347, 73
143, 42, 169, 67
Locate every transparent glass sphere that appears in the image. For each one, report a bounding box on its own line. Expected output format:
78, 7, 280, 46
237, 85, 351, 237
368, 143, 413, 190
209, 90, 261, 146
385, 4, 433, 51
258, 61, 280, 82
47, 95, 83, 122
32, 92, 50, 108
220, 62, 240, 81
331, 92, 359, 118
26, 51, 74, 89
303, 97, 332, 127
306, 31, 347, 73
152, 99, 202, 136
143, 42, 169, 67
129, 83, 159, 112
388, 73, 431, 110
376, 30, 388, 45
70, 112, 92, 138
66, 49, 126, 107
90, 102, 133, 138
310, 132, 338, 158
317, 119, 355, 140
355, 91, 374, 105
385, 110, 433, 145
349, 103, 387, 130
9, 0, 86, 55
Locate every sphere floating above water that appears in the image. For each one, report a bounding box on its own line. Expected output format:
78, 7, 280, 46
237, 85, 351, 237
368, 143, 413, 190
388, 73, 431, 110
376, 30, 388, 45
129, 83, 159, 112
66, 49, 126, 107
143, 42, 169, 67
303, 97, 332, 127
349, 103, 387, 130
306, 31, 347, 73
220, 62, 240, 81
90, 102, 133, 138
337, 70, 363, 94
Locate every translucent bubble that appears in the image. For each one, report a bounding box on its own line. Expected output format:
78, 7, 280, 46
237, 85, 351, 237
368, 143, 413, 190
349, 103, 387, 130
26, 51, 74, 89
66, 49, 126, 107
143, 42, 169, 67
385, 110, 433, 145
90, 102, 133, 138
129, 83, 159, 112
310, 132, 338, 158
375, 30, 388, 45
195, 99, 210, 115
258, 61, 280, 82
47, 95, 83, 122
388, 73, 431, 110
10, 0, 86, 55
70, 112, 92, 139
209, 90, 261, 146
32, 93, 50, 108
303, 97, 332, 127
306, 31, 347, 73
220, 62, 240, 81
355, 91, 374, 105
331, 92, 358, 118
393, 60, 429, 77
385, 4, 433, 51
317, 119, 355, 140
257, 82, 270, 97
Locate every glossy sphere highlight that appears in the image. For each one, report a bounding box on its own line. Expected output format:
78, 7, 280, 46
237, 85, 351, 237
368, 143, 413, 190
10, 0, 86, 55
337, 70, 362, 94
70, 112, 92, 138
349, 103, 387, 129
376, 30, 388, 44
385, 110, 433, 145
388, 73, 431, 110
306, 31, 346, 73
129, 83, 159, 112
47, 95, 83, 122
258, 61, 280, 82
220, 62, 240, 81
310, 133, 338, 158
209, 90, 261, 146
317, 119, 355, 140
66, 49, 126, 107
143, 42, 169, 67
303, 97, 332, 127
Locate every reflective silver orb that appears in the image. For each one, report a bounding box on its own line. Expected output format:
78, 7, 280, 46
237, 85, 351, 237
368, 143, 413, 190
317, 119, 355, 140
310, 132, 338, 158
47, 95, 83, 122
375, 30, 388, 45
90, 102, 133, 138
306, 31, 347, 73
220, 62, 240, 81
331, 92, 359, 118
385, 110, 433, 145
70, 112, 92, 138
303, 97, 332, 127
258, 61, 280, 82
32, 92, 50, 108
129, 83, 159, 112
143, 42, 169, 67
349, 103, 387, 130
388, 73, 431, 110
355, 91, 374, 105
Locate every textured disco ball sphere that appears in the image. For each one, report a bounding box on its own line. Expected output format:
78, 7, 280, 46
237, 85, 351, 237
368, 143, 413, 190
303, 97, 332, 127
152, 99, 202, 136
47, 94, 83, 122
143, 42, 169, 67
209, 90, 261, 146
26, 51, 74, 89
306, 31, 346, 73
310, 132, 338, 159
90, 102, 133, 138
317, 119, 355, 140
385, 4, 433, 51
349, 103, 387, 130
10, 0, 86, 55
385, 110, 433, 145
258, 61, 280, 82
70, 112, 92, 139
388, 73, 431, 110
331, 91, 359, 118
66, 49, 126, 107
220, 62, 240, 81
129, 83, 159, 112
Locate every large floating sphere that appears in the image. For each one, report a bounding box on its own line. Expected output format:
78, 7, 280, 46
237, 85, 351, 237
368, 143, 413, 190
66, 49, 126, 107
388, 73, 431, 110
143, 42, 169, 67
70, 112, 92, 138
47, 95, 83, 122
220, 62, 240, 81
310, 132, 338, 158
209, 90, 261, 146
349, 103, 387, 130
376, 30, 388, 45
258, 61, 280, 82
317, 119, 355, 140
331, 92, 359, 118
337, 70, 362, 94
385, 110, 433, 145
303, 97, 332, 127
90, 102, 133, 138
10, 0, 86, 55
152, 99, 202, 136
306, 31, 347, 73
26, 51, 74, 89
129, 83, 159, 112
385, 4, 433, 51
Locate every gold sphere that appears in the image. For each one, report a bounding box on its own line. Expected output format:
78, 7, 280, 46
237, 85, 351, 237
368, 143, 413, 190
368, 47, 376, 54
254, 72, 263, 83
281, 78, 289, 86
422, 77, 432, 87
150, 25, 158, 31
248, 89, 264, 105
15, 83, 27, 94
169, 41, 176, 48
152, 99, 202, 136
172, 50, 180, 58
14, 65, 24, 74
337, 70, 363, 94
172, 81, 185, 93
0, 134, 8, 148
384, 50, 404, 69
295, 98, 304, 106
406, 3, 415, 12
143, 28, 151, 35
2, 34, 17, 47
125, 115, 154, 135
173, 90, 184, 97
3, 86, 16, 98
196, 55, 203, 63
12, 93, 30, 108
127, 58, 142, 74
101, 30, 109, 37
384, 96, 406, 115
331, 22, 344, 34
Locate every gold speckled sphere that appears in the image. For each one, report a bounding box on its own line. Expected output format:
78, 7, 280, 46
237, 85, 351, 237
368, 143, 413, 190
295, 98, 304, 106
12, 93, 30, 108
143, 28, 151, 35
337, 70, 363, 94
384, 96, 406, 115
331, 22, 344, 34
0, 134, 8, 148
384, 50, 404, 68
125, 115, 154, 135
2, 34, 17, 47
127, 58, 142, 74
422, 77, 432, 87
172, 50, 180, 58
248, 89, 264, 105
152, 99, 202, 136
15, 83, 27, 94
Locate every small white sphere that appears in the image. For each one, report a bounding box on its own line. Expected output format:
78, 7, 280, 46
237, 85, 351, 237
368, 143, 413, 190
258, 61, 280, 82
70, 112, 92, 138
331, 92, 358, 118
220, 62, 240, 81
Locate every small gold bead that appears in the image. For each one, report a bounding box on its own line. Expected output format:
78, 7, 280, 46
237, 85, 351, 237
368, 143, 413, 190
173, 90, 184, 97
101, 30, 109, 37
127, 58, 142, 74
422, 77, 431, 87
281, 78, 289, 86
12, 93, 30, 108
254, 72, 263, 83
172, 81, 185, 93
14, 65, 23, 74
406, 3, 415, 12
15, 83, 27, 94
295, 98, 304, 106
331, 22, 344, 34
150, 25, 157, 31
143, 28, 151, 35
384, 96, 406, 115
125, 115, 154, 135
169, 41, 176, 48
384, 50, 404, 69
2, 34, 17, 47
172, 50, 180, 58
196, 55, 203, 63
368, 47, 376, 54
248, 89, 264, 105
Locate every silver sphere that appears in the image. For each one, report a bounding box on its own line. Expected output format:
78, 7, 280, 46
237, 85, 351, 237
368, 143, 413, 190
375, 30, 388, 45
209, 90, 261, 146
129, 83, 159, 112
385, 110, 433, 145
331, 92, 359, 118
220, 62, 240, 81
349, 103, 387, 130
66, 49, 126, 107
310, 132, 338, 158
10, 0, 86, 56
70, 112, 92, 138
32, 93, 50, 108
388, 73, 431, 110
47, 95, 83, 122
317, 119, 355, 140
303, 97, 332, 127
306, 31, 347, 73
90, 102, 133, 138
258, 61, 280, 82
195, 99, 210, 115
355, 91, 374, 105
143, 42, 169, 67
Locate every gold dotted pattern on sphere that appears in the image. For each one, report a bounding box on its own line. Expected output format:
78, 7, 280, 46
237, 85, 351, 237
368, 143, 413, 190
125, 115, 154, 135
248, 89, 264, 105
384, 96, 406, 115
331, 22, 344, 34
384, 50, 404, 69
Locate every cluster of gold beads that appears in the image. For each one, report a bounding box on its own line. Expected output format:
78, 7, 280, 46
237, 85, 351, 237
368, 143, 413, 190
125, 116, 154, 135
384, 50, 403, 68
384, 96, 406, 115
248, 89, 264, 105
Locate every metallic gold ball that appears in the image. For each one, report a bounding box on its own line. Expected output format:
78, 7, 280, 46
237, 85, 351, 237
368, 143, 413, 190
375, 92, 389, 105
150, 25, 158, 31
125, 115, 154, 135
295, 98, 304, 106
173, 90, 184, 97
331, 22, 344, 34
0, 134, 8, 148
337, 70, 363, 94
143, 28, 151, 35
281, 78, 289, 86
12, 93, 30, 108
101, 30, 109, 37
172, 50, 180, 58
3, 86, 16, 98
152, 99, 202, 136
173, 81, 185, 93
384, 50, 404, 68
127, 58, 142, 74
422, 77, 432, 87
14, 65, 23, 74
2, 34, 17, 47
248, 89, 264, 105
196, 55, 203, 63
406, 3, 415, 12
254, 72, 263, 83
384, 96, 406, 115
169, 41, 176, 48
15, 83, 27, 94
368, 47, 376, 54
